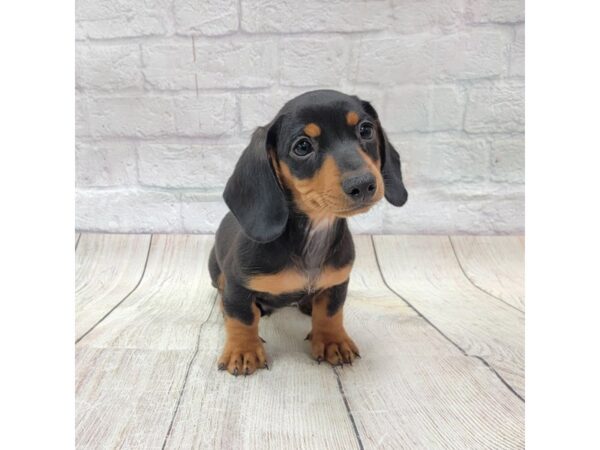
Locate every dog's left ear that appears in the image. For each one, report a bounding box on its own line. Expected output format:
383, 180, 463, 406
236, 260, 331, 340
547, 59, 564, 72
223, 116, 289, 243
361, 100, 408, 207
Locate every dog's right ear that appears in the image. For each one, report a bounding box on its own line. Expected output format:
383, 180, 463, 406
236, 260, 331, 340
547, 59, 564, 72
360, 100, 408, 207
223, 116, 288, 243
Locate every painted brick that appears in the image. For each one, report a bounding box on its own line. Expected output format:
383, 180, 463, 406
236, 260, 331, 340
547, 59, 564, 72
347, 87, 386, 113
76, 44, 142, 91
181, 193, 230, 233
510, 24, 525, 77
173, 0, 238, 35
391, 134, 490, 185
239, 91, 290, 133
391, 0, 465, 34
173, 94, 237, 137
141, 41, 196, 90
241, 0, 392, 33
88, 96, 176, 137
75, 0, 525, 235
76, 189, 181, 232
280, 37, 349, 87
352, 29, 511, 84
137, 142, 243, 188
490, 136, 524, 183
76, 142, 137, 187
382, 86, 463, 132
76, 97, 90, 138
382, 186, 524, 234
480, 190, 524, 233
351, 35, 436, 84
76, 0, 172, 39
465, 81, 525, 133
434, 29, 512, 80
465, 0, 525, 24
142, 38, 277, 90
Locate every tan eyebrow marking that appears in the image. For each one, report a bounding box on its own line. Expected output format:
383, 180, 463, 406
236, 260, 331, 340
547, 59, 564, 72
304, 123, 321, 138
346, 111, 360, 126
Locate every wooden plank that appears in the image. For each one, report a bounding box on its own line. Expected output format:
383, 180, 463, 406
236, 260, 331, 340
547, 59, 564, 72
75, 233, 81, 249
75, 234, 151, 340
76, 234, 524, 448
76, 347, 194, 449
373, 235, 525, 399
77, 235, 216, 350
450, 236, 525, 311
161, 240, 360, 449
76, 235, 218, 449
334, 236, 524, 449
166, 236, 523, 449
163, 305, 362, 450
78, 235, 359, 449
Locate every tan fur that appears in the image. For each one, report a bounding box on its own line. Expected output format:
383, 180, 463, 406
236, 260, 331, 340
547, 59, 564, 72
218, 303, 267, 375
318, 265, 353, 289
307, 291, 359, 365
279, 156, 350, 220
248, 269, 307, 295
247, 264, 352, 295
346, 111, 359, 126
217, 273, 225, 291
303, 123, 321, 138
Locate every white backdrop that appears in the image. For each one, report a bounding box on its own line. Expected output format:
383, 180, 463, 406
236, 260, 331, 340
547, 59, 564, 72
75, 0, 524, 234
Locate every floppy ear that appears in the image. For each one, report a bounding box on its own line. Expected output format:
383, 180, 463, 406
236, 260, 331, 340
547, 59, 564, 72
361, 100, 408, 207
223, 117, 288, 243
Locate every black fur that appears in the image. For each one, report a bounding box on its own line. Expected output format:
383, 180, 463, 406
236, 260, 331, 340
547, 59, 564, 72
210, 90, 407, 325
361, 100, 408, 206
223, 118, 288, 243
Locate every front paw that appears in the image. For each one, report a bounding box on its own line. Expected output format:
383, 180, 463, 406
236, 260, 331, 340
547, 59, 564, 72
218, 339, 268, 376
306, 330, 360, 366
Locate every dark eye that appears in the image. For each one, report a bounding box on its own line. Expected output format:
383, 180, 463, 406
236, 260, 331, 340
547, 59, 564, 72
292, 137, 314, 158
359, 121, 375, 140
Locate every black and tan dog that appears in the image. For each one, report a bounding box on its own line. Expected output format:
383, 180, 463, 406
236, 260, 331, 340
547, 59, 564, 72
209, 90, 407, 375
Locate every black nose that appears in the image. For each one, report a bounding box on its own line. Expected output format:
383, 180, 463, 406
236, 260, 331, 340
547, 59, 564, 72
342, 173, 377, 201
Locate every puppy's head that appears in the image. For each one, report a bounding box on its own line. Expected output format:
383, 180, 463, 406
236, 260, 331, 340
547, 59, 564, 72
224, 90, 408, 242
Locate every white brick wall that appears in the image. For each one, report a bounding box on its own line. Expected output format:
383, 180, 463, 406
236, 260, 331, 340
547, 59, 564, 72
76, 0, 524, 234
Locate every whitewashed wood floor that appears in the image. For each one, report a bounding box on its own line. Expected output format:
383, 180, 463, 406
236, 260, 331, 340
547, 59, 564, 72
75, 234, 524, 450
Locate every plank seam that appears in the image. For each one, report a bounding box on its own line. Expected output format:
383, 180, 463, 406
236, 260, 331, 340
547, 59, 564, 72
447, 236, 524, 314
75, 233, 82, 250
471, 355, 525, 402
161, 293, 219, 450
334, 367, 365, 450
369, 235, 525, 403
75, 234, 154, 344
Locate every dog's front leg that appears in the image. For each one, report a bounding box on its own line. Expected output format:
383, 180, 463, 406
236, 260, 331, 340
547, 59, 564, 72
218, 283, 268, 376
307, 281, 360, 366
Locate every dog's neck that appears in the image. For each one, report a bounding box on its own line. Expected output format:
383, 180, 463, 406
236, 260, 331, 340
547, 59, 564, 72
302, 216, 336, 271
286, 211, 342, 286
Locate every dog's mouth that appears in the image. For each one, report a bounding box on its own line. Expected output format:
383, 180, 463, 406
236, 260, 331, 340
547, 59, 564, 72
300, 189, 381, 219
332, 202, 376, 217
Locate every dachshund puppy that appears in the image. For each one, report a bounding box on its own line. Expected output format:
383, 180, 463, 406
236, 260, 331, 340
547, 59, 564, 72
209, 90, 408, 376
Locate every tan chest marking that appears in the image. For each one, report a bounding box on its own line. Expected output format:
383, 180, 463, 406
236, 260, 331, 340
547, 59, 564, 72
247, 265, 352, 295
